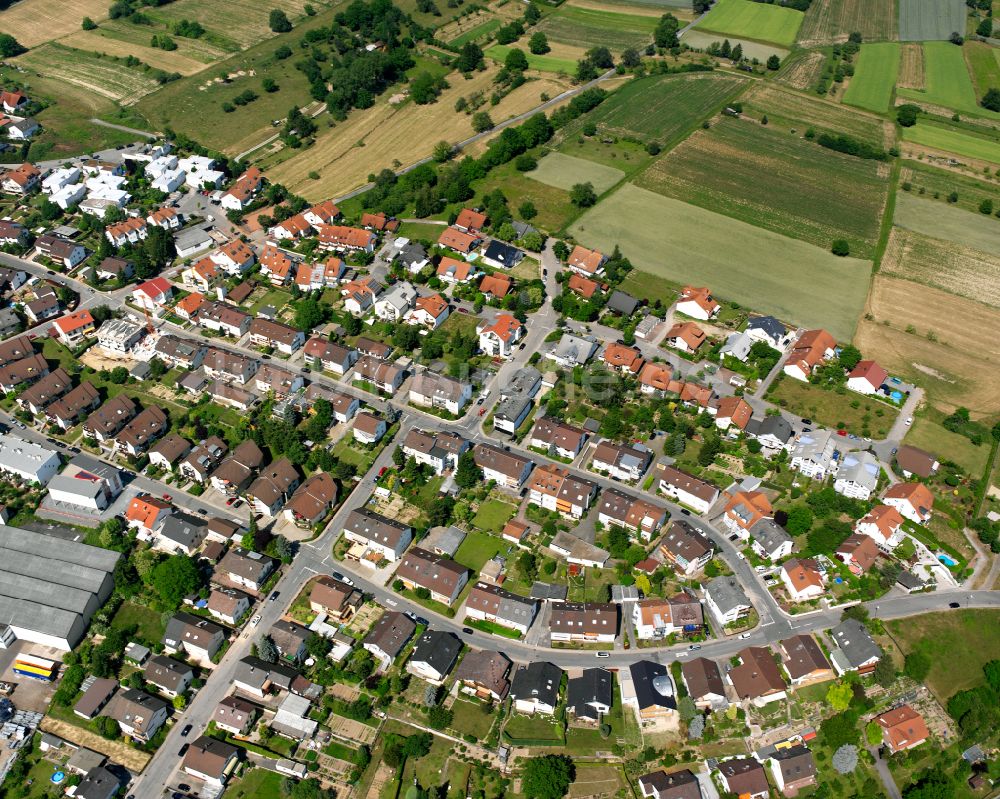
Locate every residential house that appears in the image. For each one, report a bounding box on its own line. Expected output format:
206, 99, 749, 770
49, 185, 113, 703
182, 737, 239, 787
529, 416, 588, 460
75, 766, 121, 799
567, 668, 613, 723
436, 256, 476, 283
715, 396, 753, 432
790, 429, 840, 480
147, 206, 182, 230
405, 293, 449, 329
284, 472, 337, 528
253, 363, 302, 398
220, 166, 263, 211
156, 512, 209, 555
527, 463, 598, 519
722, 490, 773, 539
270, 214, 312, 242
303, 201, 340, 228
407, 630, 462, 684
549, 332, 598, 368
269, 619, 311, 662
847, 360, 889, 396
52, 310, 96, 345
624, 660, 676, 721
309, 576, 362, 620
84, 395, 137, 442
343, 508, 413, 562
36, 234, 87, 269
606, 290, 640, 317
454, 649, 511, 702
834, 450, 880, 500
104, 689, 169, 742
374, 282, 418, 322
854, 504, 905, 550
437, 227, 481, 254
895, 445, 939, 479
341, 276, 383, 315
591, 440, 652, 483
748, 518, 793, 561
153, 335, 205, 370
18, 367, 71, 415
180, 436, 227, 484
637, 769, 702, 799
163, 612, 225, 663
665, 321, 706, 353
114, 405, 168, 457
477, 314, 523, 359
409, 371, 472, 415
780, 558, 825, 602
829, 619, 881, 675
676, 286, 719, 320
182, 258, 222, 293
105, 217, 147, 248
207, 588, 252, 626
210, 239, 256, 275
2, 163, 41, 194
657, 465, 719, 514
304, 338, 357, 375
74, 677, 118, 720
479, 272, 513, 300
24, 292, 60, 323
359, 211, 396, 231
717, 760, 769, 799
232, 656, 298, 697
216, 547, 276, 592
681, 657, 727, 711
211, 440, 264, 495
783, 329, 837, 381
259, 245, 296, 285
395, 547, 468, 605
143, 654, 193, 698
769, 746, 817, 796
597, 488, 667, 541
874, 705, 930, 753
658, 520, 714, 576
549, 531, 609, 568
746, 315, 790, 349
0, 353, 49, 393
353, 355, 406, 395
603, 342, 644, 374
318, 225, 377, 252
510, 661, 562, 715
353, 411, 387, 445
125, 494, 172, 535
882, 482, 933, 525
248, 318, 305, 355
632, 593, 703, 640
549, 602, 618, 643
745, 415, 794, 452
465, 581, 538, 635
363, 610, 416, 668
246, 457, 300, 516
566, 245, 606, 276
46, 382, 102, 430
728, 647, 788, 706
473, 443, 533, 490
704, 576, 751, 626
401, 428, 469, 474
780, 634, 834, 687
454, 208, 487, 232
148, 435, 190, 472
836, 533, 881, 575
213, 696, 257, 736
481, 239, 523, 269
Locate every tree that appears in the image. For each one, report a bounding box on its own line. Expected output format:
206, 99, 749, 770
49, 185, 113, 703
692, 0, 712, 11
519, 200, 537, 220
151, 554, 200, 606
258, 634, 279, 663
904, 650, 931, 681
576, 57, 598, 81
767, 54, 781, 70
0, 34, 25, 57
427, 705, 453, 729
410, 71, 448, 104
432, 140, 453, 162
838, 344, 862, 371
472, 111, 494, 133
865, 721, 883, 746
522, 755, 574, 799
731, 43, 743, 62
621, 47, 641, 68
570, 182, 597, 207
831, 239, 851, 257
872, 656, 897, 688
983, 88, 1000, 112
826, 682, 853, 712
455, 42, 485, 72
82, 16, 97, 29
897, 104, 921, 127
677, 696, 698, 722
977, 18, 993, 37
654, 13, 680, 48
785, 505, 814, 535
688, 714, 705, 739
93, 715, 120, 739
262, 77, 279, 93
832, 744, 858, 774
454, 451, 481, 488
269, 9, 292, 31
505, 48, 529, 72
902, 771, 955, 799
820, 711, 860, 748
586, 46, 614, 69
529, 31, 550, 54
518, 551, 538, 581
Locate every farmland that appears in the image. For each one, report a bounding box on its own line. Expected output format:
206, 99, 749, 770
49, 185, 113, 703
745, 83, 887, 144
563, 73, 748, 145
901, 120, 1000, 164
893, 192, 1000, 257
448, 19, 503, 47
265, 66, 572, 200
485, 44, 579, 74
842, 42, 901, 113
537, 5, 659, 51
856, 274, 1000, 414
897, 41, 994, 116
694, 0, 805, 47
636, 115, 889, 258
879, 225, 1000, 309
680, 30, 788, 62
60, 30, 211, 76
527, 152, 626, 194
0, 0, 109, 48
569, 183, 872, 339
964, 41, 1000, 102
897, 0, 966, 41
796, 0, 898, 45
898, 42, 925, 89
899, 160, 1000, 217
775, 50, 827, 90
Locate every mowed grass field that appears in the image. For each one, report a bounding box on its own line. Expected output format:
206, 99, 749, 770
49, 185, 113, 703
796, 0, 898, 45
563, 73, 748, 144
570, 183, 872, 339
856, 273, 1000, 414
897, 0, 966, 41
893, 193, 1000, 258
906, 416, 989, 475
880, 224, 1000, 309
527, 152, 626, 194
15, 43, 163, 104
694, 0, 805, 47
898, 41, 998, 116
964, 40, 1000, 101
637, 116, 889, 258
537, 5, 659, 51
744, 83, 887, 144
0, 0, 109, 48
843, 42, 901, 112
899, 159, 1000, 217
680, 29, 788, 61
485, 44, 578, 74
61, 30, 211, 76
901, 120, 1000, 164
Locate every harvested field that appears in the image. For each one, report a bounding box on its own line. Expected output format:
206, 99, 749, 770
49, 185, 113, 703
775, 51, 826, 90
41, 717, 151, 772
898, 42, 925, 89
147, 0, 327, 51
0, 0, 109, 48
537, 5, 659, 51
965, 40, 1000, 102
528, 152, 625, 194
267, 68, 572, 199
856, 274, 1000, 414
680, 29, 789, 61
797, 0, 898, 46
569, 183, 872, 339
901, 120, 1000, 164
880, 224, 1000, 309
745, 83, 886, 144
898, 42, 995, 117
15, 43, 163, 104
637, 115, 889, 258
563, 72, 748, 143
898, 0, 966, 41
61, 31, 210, 76
694, 0, 805, 47
893, 192, 1000, 256
842, 42, 900, 113
93, 18, 230, 63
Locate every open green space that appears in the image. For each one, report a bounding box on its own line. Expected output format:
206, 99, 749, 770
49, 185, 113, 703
898, 0, 966, 41
110, 601, 167, 644
504, 713, 566, 744
538, 5, 659, 51
744, 84, 886, 145
905, 415, 989, 475
898, 41, 997, 116
470, 159, 576, 234
228, 767, 286, 799
637, 115, 888, 259
767, 375, 897, 437
455, 529, 509, 571
485, 44, 577, 74
448, 18, 503, 47
449, 698, 497, 739
571, 183, 871, 339
900, 159, 1000, 217
902, 119, 1000, 163
893, 192, 1000, 254
527, 152, 625, 195
885, 609, 1000, 701
694, 0, 805, 47
470, 499, 517, 535
843, 42, 901, 112
964, 41, 1000, 101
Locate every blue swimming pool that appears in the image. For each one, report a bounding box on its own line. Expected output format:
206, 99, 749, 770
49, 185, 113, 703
938, 553, 958, 567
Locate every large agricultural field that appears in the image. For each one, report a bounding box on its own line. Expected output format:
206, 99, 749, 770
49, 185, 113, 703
899, 160, 1000, 217
694, 0, 805, 47
570, 183, 872, 339
636, 115, 889, 258
0, 0, 109, 47
796, 0, 898, 46
842, 42, 901, 113
964, 40, 1000, 102
744, 83, 887, 144
485, 44, 580, 74
893, 193, 1000, 257
856, 273, 1000, 414
527, 152, 625, 194
563, 73, 748, 144
901, 120, 1000, 164
60, 29, 212, 76
536, 5, 659, 51
897, 41, 995, 116
897, 0, 966, 41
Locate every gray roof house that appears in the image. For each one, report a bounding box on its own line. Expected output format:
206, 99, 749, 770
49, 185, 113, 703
833, 450, 880, 500
143, 654, 194, 698
745, 415, 794, 451
748, 518, 794, 561
407, 629, 462, 684
549, 333, 598, 368
75, 766, 121, 799
704, 576, 752, 625
510, 661, 563, 715
567, 668, 613, 722
829, 619, 882, 675
606, 290, 640, 316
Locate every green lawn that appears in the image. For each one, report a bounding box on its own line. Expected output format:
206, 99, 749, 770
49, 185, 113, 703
448, 18, 502, 46
332, 435, 382, 471
395, 221, 448, 244
471, 499, 517, 534
767, 375, 898, 438
905, 416, 989, 475
485, 45, 577, 74
504, 713, 565, 744
570, 183, 872, 340
964, 41, 1000, 101
465, 618, 523, 639
527, 152, 625, 195
449, 698, 497, 738
898, 41, 999, 117
893, 193, 1000, 256
455, 528, 509, 570
901, 120, 1000, 164
110, 601, 167, 645
843, 42, 900, 112
248, 287, 293, 314
228, 768, 286, 799
695, 0, 805, 46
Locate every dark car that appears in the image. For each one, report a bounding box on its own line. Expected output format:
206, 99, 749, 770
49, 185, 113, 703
269, 591, 280, 601
177, 743, 189, 757
949, 602, 961, 609
416, 616, 429, 626
801, 418, 813, 425
462, 627, 474, 635
178, 785, 191, 792
680, 509, 691, 516
180, 724, 192, 737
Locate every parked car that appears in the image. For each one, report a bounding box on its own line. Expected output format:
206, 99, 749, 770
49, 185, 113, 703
688, 644, 701, 650
269, 591, 280, 601
949, 602, 960, 609
180, 724, 192, 737
595, 651, 610, 658
250, 614, 261, 626
462, 627, 474, 635
739, 633, 752, 640
177, 744, 189, 757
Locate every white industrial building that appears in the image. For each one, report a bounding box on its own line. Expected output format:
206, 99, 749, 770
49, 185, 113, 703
0, 434, 61, 485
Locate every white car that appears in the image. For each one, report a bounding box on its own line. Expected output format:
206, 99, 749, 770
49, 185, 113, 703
737, 552, 746, 560
739, 633, 752, 640
905, 417, 913, 426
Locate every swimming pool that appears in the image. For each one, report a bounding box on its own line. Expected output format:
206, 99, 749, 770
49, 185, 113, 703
937, 553, 958, 567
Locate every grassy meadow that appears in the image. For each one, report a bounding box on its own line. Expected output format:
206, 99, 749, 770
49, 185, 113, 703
527, 152, 626, 194
901, 120, 1000, 164
842, 42, 901, 112
898, 41, 999, 117
694, 0, 805, 46
796, 0, 898, 45
537, 4, 659, 51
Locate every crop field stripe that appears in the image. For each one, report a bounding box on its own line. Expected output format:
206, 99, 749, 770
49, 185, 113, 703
746, 83, 886, 144
550, 5, 660, 32
901, 121, 1000, 163
842, 42, 901, 113
893, 192, 1000, 257
485, 45, 577, 73
538, 6, 659, 50
448, 19, 503, 46
796, 0, 898, 45
15, 43, 162, 104
694, 0, 805, 47
897, 0, 966, 41
964, 41, 1000, 101
897, 42, 1000, 118
527, 152, 626, 193
570, 184, 871, 340
680, 30, 788, 61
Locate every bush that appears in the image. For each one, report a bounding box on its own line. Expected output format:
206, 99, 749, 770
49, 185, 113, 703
897, 104, 920, 127
269, 9, 292, 32
831, 239, 850, 257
